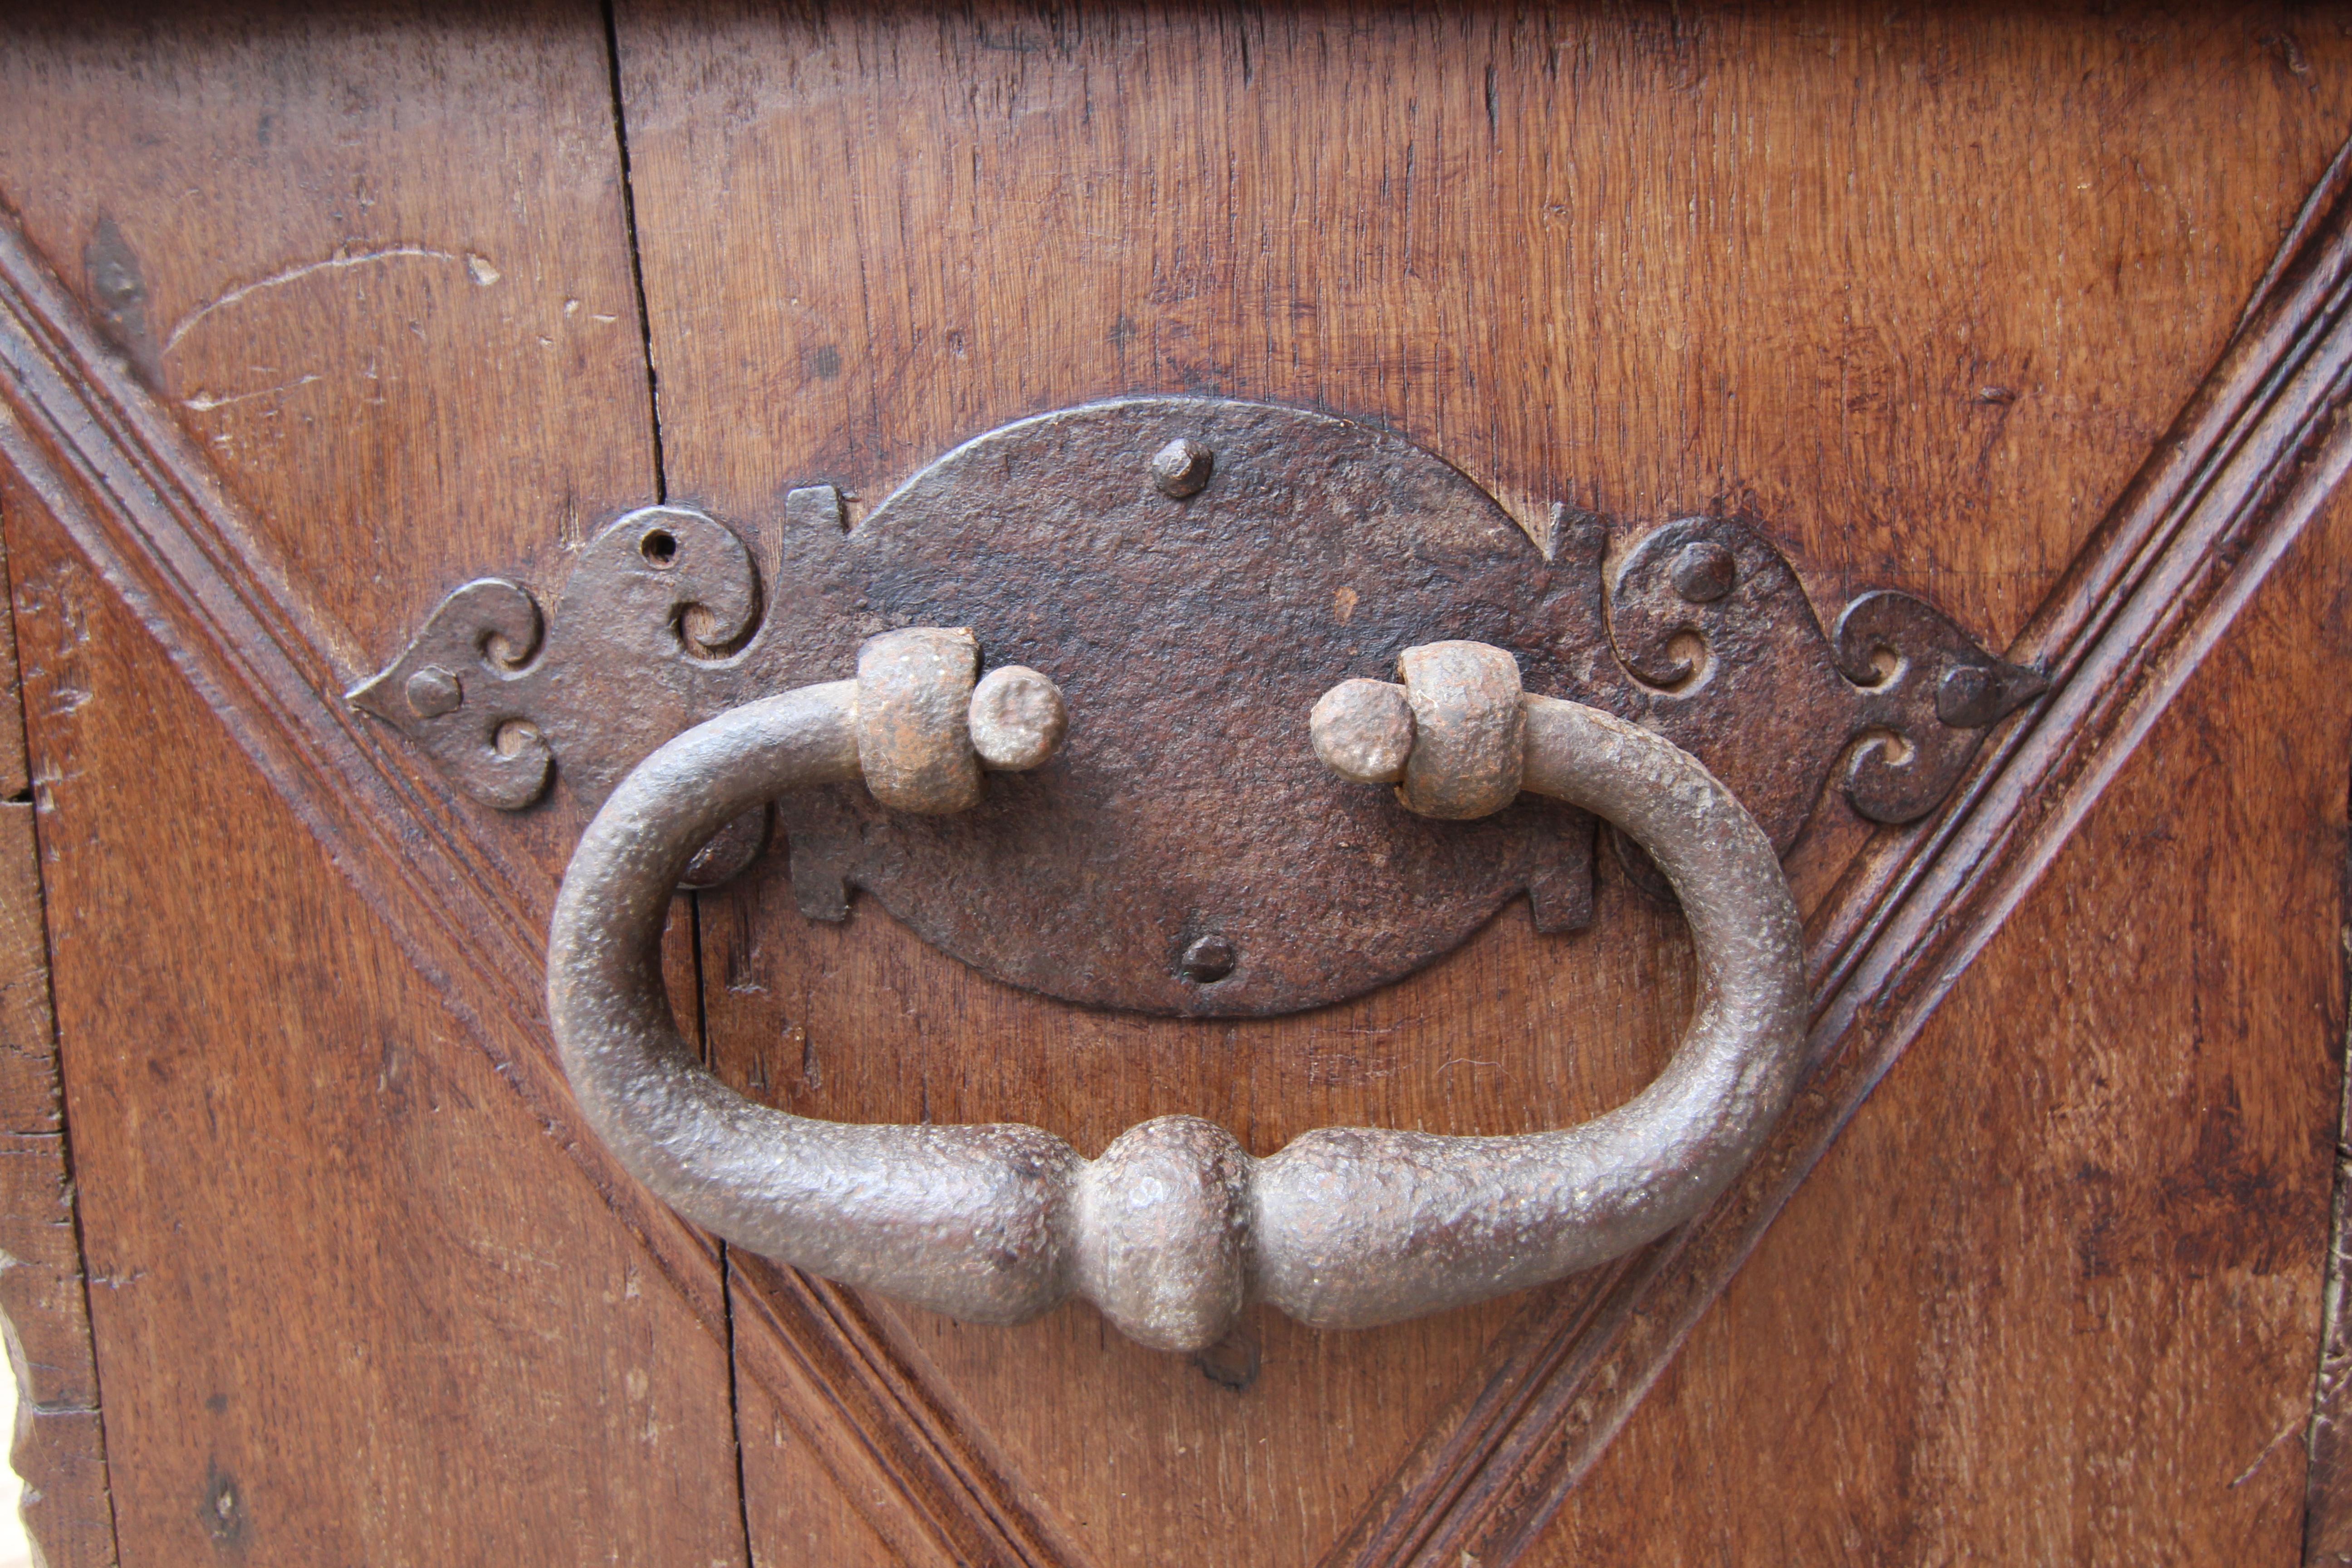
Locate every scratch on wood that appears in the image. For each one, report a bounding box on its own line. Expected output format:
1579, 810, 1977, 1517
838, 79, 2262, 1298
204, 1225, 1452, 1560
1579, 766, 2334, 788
181, 374, 323, 413
162, 244, 494, 353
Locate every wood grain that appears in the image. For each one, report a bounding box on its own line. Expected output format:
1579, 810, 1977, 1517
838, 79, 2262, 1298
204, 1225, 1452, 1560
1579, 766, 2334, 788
0, 478, 117, 1566
3, 486, 752, 1565
1534, 477, 2352, 1565
610, 5, 2352, 1563
0, 5, 2346, 1566
0, 7, 759, 1563
2307, 1029, 2352, 1566
0, 10, 730, 1345
1333, 110, 2352, 1568
0, 5, 992, 1559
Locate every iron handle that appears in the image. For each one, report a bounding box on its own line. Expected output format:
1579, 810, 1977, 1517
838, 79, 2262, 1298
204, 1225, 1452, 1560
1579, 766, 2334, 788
547, 632, 1806, 1352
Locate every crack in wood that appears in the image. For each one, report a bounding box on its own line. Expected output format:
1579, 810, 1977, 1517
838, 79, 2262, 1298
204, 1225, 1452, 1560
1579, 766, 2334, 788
4, 117, 2350, 1568
0, 211, 1066, 1568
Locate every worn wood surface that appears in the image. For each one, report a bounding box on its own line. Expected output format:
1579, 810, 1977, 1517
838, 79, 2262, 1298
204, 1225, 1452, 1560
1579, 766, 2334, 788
610, 5, 2352, 1563
0, 3, 2348, 1566
0, 479, 118, 1565
2308, 1041, 2352, 1567
1334, 112, 2352, 1566
0, 6, 760, 1563
2, 512, 745, 1563
1535, 484, 2352, 1563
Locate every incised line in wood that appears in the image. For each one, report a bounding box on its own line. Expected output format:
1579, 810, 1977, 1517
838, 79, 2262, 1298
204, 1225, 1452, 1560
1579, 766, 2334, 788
0, 213, 1074, 1568
4, 133, 2349, 1566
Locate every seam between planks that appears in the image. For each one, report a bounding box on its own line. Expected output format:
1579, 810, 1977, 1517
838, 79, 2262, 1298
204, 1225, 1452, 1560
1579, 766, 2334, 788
10, 117, 2346, 1568
0, 208, 1072, 1568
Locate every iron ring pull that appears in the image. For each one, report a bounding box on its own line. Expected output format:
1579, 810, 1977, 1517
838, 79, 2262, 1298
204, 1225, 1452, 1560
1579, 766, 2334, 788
547, 630, 1808, 1353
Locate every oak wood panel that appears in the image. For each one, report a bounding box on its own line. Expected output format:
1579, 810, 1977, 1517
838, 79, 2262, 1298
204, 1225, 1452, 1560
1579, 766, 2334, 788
0, 3, 727, 1342
0, 481, 118, 1566
0, 6, 969, 1558
1529, 482, 2352, 1565
611, 5, 2352, 1563
1336, 118, 2352, 1566
2, 502, 749, 1566
727, 1260, 920, 1568
0, 0, 675, 894
5, 12, 2333, 1568
613, 1, 2352, 650
0, 7, 763, 1563
0, 0, 660, 666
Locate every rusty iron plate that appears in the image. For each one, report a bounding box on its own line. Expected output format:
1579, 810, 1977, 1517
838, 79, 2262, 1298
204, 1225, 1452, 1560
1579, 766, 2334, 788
353, 396, 2042, 1017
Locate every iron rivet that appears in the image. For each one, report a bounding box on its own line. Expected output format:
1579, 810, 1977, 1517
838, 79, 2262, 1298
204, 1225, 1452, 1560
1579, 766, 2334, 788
1152, 438, 1215, 499
1670, 540, 1736, 603
404, 665, 462, 718
1179, 935, 1237, 985
1938, 664, 2003, 729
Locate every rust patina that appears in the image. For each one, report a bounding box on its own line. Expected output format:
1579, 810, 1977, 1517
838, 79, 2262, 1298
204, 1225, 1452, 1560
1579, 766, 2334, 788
358, 396, 2041, 1016
546, 633, 1807, 1350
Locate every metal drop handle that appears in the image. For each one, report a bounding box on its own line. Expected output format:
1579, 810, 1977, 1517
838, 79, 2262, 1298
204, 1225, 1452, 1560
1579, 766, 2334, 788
546, 631, 1807, 1352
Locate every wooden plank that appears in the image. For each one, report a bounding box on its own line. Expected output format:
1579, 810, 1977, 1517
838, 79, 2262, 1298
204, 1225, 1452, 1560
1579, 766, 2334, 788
0, 6, 2333, 1561
731, 1336, 909, 1568
1338, 111, 2352, 1567
0, 24, 718, 1345
0, 489, 58, 1142
1531, 479, 2352, 1563
0, 1131, 115, 1568
0, 7, 752, 1563
14, 1412, 113, 1568
0, 32, 1036, 1568
0, 1127, 93, 1412
2, 492, 749, 1565
608, 5, 2352, 1563
2305, 779, 2352, 1562
0, 483, 115, 1565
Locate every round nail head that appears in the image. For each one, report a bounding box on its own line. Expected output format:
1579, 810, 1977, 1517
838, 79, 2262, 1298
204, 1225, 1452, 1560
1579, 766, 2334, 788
1152, 438, 1215, 499
680, 806, 769, 891
1670, 540, 1738, 603
1179, 935, 1238, 985
405, 665, 462, 719
1938, 664, 2003, 729
1309, 679, 1414, 785
968, 665, 1070, 772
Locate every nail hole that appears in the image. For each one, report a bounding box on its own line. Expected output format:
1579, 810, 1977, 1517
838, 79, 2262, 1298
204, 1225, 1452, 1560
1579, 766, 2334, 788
640, 529, 679, 567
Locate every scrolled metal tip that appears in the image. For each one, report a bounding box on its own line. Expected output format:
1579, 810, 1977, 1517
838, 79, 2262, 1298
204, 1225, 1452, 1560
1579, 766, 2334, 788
969, 665, 1069, 772
1310, 677, 1414, 786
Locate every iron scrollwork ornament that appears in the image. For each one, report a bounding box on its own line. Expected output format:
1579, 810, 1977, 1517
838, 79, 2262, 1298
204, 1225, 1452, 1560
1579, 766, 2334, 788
354, 396, 2043, 1020
355, 395, 2044, 1352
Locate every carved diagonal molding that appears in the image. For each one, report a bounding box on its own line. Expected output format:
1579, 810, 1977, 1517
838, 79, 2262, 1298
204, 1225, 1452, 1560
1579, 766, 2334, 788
0, 215, 1083, 1568
5, 127, 2351, 1568
1328, 132, 2352, 1568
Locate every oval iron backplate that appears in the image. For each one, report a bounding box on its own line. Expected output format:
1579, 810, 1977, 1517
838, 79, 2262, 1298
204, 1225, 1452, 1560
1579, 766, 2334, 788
352, 396, 2043, 1018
